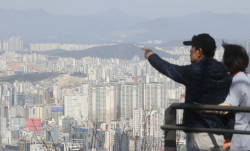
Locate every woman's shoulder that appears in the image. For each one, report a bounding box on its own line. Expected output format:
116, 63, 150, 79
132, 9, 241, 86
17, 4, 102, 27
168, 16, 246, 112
232, 72, 250, 87
233, 72, 250, 79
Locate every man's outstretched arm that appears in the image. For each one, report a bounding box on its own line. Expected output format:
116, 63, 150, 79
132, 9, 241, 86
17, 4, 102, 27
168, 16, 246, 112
141, 47, 190, 85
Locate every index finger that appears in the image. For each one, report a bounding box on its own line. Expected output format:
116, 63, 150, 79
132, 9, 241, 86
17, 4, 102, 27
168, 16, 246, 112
141, 47, 150, 51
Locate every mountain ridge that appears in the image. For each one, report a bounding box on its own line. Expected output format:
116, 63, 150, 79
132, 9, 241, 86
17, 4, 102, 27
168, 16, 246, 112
1, 9, 250, 43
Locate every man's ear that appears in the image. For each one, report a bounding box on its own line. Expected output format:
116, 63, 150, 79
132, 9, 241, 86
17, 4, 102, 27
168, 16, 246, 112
198, 48, 204, 57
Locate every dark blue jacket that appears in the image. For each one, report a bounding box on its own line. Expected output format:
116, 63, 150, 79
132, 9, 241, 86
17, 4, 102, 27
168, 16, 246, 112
148, 54, 232, 128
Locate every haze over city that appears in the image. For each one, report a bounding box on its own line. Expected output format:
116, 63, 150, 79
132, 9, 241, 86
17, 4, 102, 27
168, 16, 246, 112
0, 0, 250, 151
1, 0, 250, 19
1, 0, 250, 43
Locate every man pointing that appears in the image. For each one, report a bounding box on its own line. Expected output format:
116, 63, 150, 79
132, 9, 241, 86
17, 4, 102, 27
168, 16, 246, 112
141, 33, 232, 151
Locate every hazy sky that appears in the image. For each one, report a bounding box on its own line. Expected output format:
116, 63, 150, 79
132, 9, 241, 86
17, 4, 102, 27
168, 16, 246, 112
1, 0, 250, 19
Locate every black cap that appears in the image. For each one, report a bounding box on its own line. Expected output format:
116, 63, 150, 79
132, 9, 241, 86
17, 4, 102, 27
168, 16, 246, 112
183, 33, 216, 51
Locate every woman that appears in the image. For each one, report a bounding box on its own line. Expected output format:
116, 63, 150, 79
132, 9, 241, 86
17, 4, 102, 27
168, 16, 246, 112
196, 43, 250, 150
221, 43, 250, 150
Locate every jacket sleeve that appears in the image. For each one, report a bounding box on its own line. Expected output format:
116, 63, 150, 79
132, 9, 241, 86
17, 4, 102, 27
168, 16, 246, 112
148, 54, 191, 85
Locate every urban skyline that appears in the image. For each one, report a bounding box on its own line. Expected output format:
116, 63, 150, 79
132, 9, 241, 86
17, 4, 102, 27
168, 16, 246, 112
0, 1, 250, 149
0, 35, 248, 150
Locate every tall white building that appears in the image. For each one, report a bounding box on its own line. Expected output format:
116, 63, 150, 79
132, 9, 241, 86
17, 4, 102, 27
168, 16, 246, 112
105, 85, 118, 122
64, 95, 88, 122
246, 40, 250, 72
10, 118, 25, 130
25, 106, 45, 121
80, 84, 89, 96
89, 86, 106, 122
0, 101, 6, 146
89, 84, 119, 122
0, 37, 23, 51
132, 109, 144, 137
8, 37, 23, 51
88, 68, 97, 81
2, 39, 8, 51
104, 130, 115, 151
144, 82, 166, 110
120, 83, 137, 119
53, 84, 61, 105
245, 40, 250, 53
30, 43, 60, 51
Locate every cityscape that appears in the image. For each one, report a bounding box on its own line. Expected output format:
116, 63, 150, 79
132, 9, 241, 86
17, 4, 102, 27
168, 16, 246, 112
0, 36, 248, 151
0, 0, 250, 150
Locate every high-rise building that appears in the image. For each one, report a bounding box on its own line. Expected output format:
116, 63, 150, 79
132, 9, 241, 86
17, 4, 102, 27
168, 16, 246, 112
8, 37, 23, 51
113, 132, 130, 151
10, 106, 25, 118
46, 126, 61, 144
18, 140, 30, 151
144, 82, 166, 110
119, 83, 144, 119
53, 85, 61, 105
134, 84, 144, 109
89, 84, 119, 122
25, 106, 45, 121
64, 95, 88, 122
104, 130, 115, 151
105, 85, 119, 122
245, 40, 250, 53
88, 68, 97, 81
132, 109, 144, 137
89, 86, 106, 122
62, 117, 77, 133
120, 83, 136, 119
88, 86, 95, 121
0, 101, 4, 147
51, 107, 64, 121
30, 43, 60, 51
0, 36, 24, 51
10, 118, 25, 130
2, 39, 8, 51
245, 40, 250, 72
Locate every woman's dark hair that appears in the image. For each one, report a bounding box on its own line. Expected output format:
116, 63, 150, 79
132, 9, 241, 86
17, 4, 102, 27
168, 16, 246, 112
222, 43, 249, 74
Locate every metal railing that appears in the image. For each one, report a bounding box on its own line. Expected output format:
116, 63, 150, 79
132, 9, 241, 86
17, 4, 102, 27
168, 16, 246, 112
161, 103, 250, 151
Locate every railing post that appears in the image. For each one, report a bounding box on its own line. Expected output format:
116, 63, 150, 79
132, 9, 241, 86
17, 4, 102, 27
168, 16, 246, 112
164, 106, 176, 151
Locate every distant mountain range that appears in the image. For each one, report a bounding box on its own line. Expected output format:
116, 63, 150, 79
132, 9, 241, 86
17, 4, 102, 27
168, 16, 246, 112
1, 9, 250, 43
0, 72, 61, 83
17, 43, 180, 60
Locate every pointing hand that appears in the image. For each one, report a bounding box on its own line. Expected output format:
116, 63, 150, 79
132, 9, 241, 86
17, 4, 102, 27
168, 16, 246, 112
141, 47, 154, 59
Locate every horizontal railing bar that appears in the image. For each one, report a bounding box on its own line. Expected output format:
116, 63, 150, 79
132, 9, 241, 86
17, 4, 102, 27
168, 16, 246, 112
161, 125, 250, 135
169, 103, 250, 112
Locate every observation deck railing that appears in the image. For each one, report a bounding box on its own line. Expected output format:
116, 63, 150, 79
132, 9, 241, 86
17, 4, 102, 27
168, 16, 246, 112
161, 103, 250, 151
